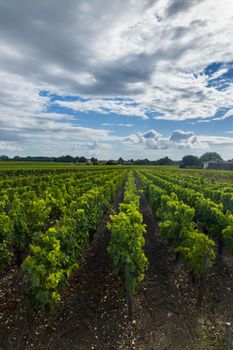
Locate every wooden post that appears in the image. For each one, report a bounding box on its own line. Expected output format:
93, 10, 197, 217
23, 279, 33, 332
225, 322, 232, 350
124, 264, 133, 322
197, 253, 211, 308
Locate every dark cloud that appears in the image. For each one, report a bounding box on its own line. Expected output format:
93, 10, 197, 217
86, 52, 156, 96
0, 130, 22, 141
0, 0, 158, 97
166, 0, 203, 17
86, 141, 99, 150
143, 130, 161, 139
169, 130, 194, 142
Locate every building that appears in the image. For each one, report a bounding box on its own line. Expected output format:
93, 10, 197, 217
204, 160, 233, 170
202, 160, 221, 169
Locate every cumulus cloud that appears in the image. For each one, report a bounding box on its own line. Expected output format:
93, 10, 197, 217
0, 1, 233, 117
124, 129, 233, 150
143, 130, 161, 139
0, 0, 233, 157
169, 130, 194, 142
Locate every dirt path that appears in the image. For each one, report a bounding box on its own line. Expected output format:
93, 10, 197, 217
127, 192, 198, 350
126, 190, 233, 350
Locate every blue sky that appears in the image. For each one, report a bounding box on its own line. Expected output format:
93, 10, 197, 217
0, 0, 233, 160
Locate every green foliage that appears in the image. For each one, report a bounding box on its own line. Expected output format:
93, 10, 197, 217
200, 152, 223, 163
1, 164, 233, 310
195, 198, 226, 240
107, 171, 148, 294
140, 170, 229, 252
10, 194, 30, 251
156, 156, 173, 165
22, 228, 72, 309
0, 241, 13, 268
137, 170, 216, 278
0, 211, 14, 268
107, 205, 147, 293
20, 169, 128, 309
222, 214, 233, 254
22, 213, 89, 310
123, 173, 141, 207
157, 193, 196, 245
177, 232, 215, 277
182, 155, 202, 168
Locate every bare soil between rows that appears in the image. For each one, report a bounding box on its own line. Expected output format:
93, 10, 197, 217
134, 192, 233, 350
1, 189, 233, 349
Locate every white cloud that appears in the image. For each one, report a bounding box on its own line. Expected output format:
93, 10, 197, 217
55, 99, 148, 119
212, 109, 233, 121
169, 129, 194, 142
0, 141, 22, 152
0, 0, 233, 121
0, 0, 233, 158
198, 135, 233, 145
0, 71, 122, 156
124, 129, 233, 150
102, 123, 133, 127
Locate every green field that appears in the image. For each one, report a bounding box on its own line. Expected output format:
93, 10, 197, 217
0, 164, 233, 349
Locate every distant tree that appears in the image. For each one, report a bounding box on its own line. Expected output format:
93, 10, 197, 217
57, 155, 74, 163
78, 156, 87, 163
157, 156, 173, 165
200, 152, 223, 163
118, 157, 124, 164
106, 160, 117, 165
181, 155, 202, 168
91, 157, 98, 165
134, 158, 150, 165
0, 155, 9, 161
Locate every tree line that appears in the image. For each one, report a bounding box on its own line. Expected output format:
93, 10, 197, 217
0, 152, 224, 167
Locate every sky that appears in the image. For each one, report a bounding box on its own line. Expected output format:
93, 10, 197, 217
0, 0, 233, 160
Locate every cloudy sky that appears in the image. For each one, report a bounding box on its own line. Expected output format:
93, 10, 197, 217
0, 0, 233, 160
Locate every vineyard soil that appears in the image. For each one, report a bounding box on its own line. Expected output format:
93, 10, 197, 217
1, 178, 233, 349
0, 185, 135, 350
129, 192, 233, 350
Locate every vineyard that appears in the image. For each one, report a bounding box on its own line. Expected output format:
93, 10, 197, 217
0, 165, 233, 349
